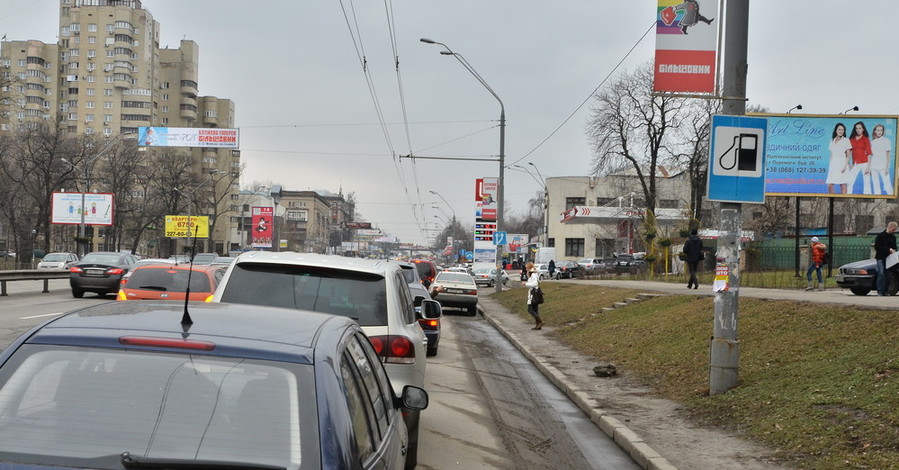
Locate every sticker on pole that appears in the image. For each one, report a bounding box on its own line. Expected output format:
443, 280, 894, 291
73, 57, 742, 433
713, 263, 729, 292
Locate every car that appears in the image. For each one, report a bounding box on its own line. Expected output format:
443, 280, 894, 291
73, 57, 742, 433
554, 260, 585, 279
410, 258, 437, 287
168, 254, 191, 263
0, 300, 427, 470
430, 271, 479, 316
36, 252, 79, 270
835, 258, 899, 295
445, 266, 473, 275
577, 257, 607, 274
212, 251, 440, 469
471, 267, 509, 287
534, 263, 551, 280
211, 256, 236, 266
399, 261, 442, 357
612, 254, 648, 274
69, 251, 139, 298
117, 264, 226, 301
192, 252, 219, 265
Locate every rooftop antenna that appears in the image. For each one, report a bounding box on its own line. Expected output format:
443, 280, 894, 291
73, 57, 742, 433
181, 224, 198, 327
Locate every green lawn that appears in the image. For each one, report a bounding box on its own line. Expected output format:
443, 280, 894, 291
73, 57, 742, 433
494, 284, 899, 470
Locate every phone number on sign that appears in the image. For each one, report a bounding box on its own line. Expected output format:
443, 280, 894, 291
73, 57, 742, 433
766, 166, 826, 174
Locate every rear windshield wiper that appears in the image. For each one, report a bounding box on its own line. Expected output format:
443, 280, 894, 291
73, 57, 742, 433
121, 452, 286, 470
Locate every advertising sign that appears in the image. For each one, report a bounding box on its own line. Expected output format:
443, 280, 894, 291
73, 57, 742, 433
654, 0, 719, 93
251, 206, 274, 248
137, 127, 240, 148
164, 215, 209, 238
475, 177, 498, 221
50, 192, 114, 225
763, 115, 897, 197
506, 234, 529, 253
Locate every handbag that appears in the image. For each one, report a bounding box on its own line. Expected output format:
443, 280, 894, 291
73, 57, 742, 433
531, 287, 545, 305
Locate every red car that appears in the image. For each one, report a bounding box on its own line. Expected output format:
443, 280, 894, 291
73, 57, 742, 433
117, 264, 225, 302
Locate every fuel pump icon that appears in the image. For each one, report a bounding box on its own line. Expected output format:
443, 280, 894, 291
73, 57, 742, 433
712, 128, 763, 178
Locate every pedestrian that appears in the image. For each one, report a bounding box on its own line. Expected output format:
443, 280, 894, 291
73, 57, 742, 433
548, 259, 556, 279
525, 262, 543, 330
683, 229, 703, 289
805, 237, 827, 291
874, 221, 898, 296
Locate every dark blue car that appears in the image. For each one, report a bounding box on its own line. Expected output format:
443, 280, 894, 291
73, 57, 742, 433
0, 301, 427, 469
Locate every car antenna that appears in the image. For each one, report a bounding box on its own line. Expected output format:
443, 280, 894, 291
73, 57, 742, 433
181, 225, 198, 327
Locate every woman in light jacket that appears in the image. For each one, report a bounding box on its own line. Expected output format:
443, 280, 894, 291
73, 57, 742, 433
525, 262, 543, 330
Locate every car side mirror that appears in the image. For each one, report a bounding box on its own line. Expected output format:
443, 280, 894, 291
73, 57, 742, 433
400, 385, 429, 411
418, 299, 441, 320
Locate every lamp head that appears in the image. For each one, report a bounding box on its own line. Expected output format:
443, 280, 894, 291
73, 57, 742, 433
440, 51, 453, 56
419, 38, 436, 44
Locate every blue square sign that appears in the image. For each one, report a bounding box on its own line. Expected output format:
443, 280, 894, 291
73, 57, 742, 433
707, 115, 768, 204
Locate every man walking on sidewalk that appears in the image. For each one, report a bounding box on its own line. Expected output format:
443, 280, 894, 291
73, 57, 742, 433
874, 221, 898, 296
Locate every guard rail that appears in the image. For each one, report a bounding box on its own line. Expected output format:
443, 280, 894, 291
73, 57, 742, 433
0, 270, 69, 296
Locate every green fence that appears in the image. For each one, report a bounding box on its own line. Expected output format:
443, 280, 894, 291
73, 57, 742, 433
746, 236, 872, 271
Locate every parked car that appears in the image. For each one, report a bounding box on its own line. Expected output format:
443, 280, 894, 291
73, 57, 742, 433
410, 259, 437, 287
613, 254, 648, 274
554, 260, 584, 279
117, 264, 226, 301
191, 252, 219, 265
213, 252, 440, 469
577, 257, 607, 274
835, 258, 899, 296
36, 252, 79, 270
534, 263, 551, 280
0, 301, 427, 470
430, 271, 479, 316
399, 261, 441, 357
471, 267, 509, 287
69, 251, 139, 298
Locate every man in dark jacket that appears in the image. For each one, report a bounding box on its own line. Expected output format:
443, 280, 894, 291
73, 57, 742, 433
874, 221, 897, 296
683, 229, 704, 290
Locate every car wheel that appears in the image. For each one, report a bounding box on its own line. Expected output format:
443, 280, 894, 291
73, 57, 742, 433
467, 304, 477, 316
427, 344, 438, 357
849, 287, 871, 296
488, 280, 495, 288
888, 272, 899, 296
72, 288, 84, 298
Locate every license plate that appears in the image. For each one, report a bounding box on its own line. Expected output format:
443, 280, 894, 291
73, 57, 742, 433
447, 288, 465, 294
85, 268, 105, 276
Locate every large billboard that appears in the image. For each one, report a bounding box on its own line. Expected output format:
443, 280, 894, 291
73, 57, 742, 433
763, 115, 897, 197
50, 192, 114, 225
164, 215, 210, 238
654, 0, 719, 93
251, 206, 274, 248
475, 177, 498, 221
137, 127, 239, 148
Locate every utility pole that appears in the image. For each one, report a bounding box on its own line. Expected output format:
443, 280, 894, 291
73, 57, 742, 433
710, 0, 750, 395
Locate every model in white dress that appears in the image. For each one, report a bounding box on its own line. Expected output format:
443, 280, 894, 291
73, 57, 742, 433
825, 123, 852, 194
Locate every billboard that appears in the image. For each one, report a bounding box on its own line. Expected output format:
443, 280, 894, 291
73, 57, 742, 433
50, 192, 114, 225
164, 215, 209, 238
137, 127, 240, 148
763, 115, 897, 197
654, 0, 719, 93
251, 206, 274, 248
475, 177, 498, 221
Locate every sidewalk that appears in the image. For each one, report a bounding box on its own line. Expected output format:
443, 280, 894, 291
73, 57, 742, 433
475, 279, 863, 470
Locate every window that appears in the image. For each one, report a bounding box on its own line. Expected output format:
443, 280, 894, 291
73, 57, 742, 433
565, 238, 585, 257
87, 23, 97, 32
86, 75, 95, 83
565, 197, 585, 211
340, 351, 376, 459
659, 199, 679, 209
596, 197, 616, 206
346, 335, 389, 437
104, 88, 112, 96
88, 37, 96, 44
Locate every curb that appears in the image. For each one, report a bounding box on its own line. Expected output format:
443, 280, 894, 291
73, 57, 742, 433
478, 300, 678, 470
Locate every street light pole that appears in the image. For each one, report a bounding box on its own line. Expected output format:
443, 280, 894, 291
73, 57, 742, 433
421, 38, 505, 293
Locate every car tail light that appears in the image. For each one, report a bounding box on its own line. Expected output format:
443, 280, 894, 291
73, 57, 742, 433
465, 289, 478, 295
107, 268, 125, 275
368, 335, 416, 364
70, 266, 83, 273
119, 336, 215, 351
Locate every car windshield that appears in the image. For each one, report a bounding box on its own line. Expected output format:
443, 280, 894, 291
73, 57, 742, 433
435, 272, 474, 284
42, 254, 67, 262
80, 253, 123, 264
0, 345, 313, 470
219, 263, 388, 326
126, 267, 212, 292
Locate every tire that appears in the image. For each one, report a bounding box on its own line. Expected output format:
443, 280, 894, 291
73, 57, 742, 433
72, 288, 84, 298
488, 280, 495, 288
888, 271, 899, 296
849, 287, 871, 296
427, 343, 438, 357
403, 410, 420, 470
467, 304, 477, 316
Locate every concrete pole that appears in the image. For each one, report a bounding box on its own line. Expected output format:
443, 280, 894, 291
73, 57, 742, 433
710, 0, 749, 395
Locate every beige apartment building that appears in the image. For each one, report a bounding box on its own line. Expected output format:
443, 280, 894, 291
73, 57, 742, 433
0, 0, 239, 254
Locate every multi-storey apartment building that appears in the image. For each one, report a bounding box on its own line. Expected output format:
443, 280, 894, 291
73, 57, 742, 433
0, 0, 239, 255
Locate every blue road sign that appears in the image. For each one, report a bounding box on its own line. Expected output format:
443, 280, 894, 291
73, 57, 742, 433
493, 231, 507, 246
708, 115, 768, 204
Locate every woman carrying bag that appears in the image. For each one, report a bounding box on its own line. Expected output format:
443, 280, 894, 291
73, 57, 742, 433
525, 262, 544, 330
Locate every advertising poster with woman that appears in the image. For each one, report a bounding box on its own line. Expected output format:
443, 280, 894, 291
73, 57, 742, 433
251, 206, 274, 248
764, 115, 898, 197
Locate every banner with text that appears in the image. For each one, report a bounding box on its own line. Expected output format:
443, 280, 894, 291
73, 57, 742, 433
475, 177, 498, 221
164, 215, 209, 238
654, 0, 719, 93
138, 127, 240, 148
251, 206, 274, 248
763, 115, 897, 197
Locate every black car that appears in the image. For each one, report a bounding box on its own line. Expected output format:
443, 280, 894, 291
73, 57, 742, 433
0, 301, 428, 470
69, 251, 139, 298
553, 260, 585, 279
613, 254, 648, 274
835, 258, 899, 296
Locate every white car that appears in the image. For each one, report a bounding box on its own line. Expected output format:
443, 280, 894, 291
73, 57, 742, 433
37, 252, 79, 270
212, 251, 439, 469
471, 267, 509, 287
534, 263, 551, 280
430, 271, 479, 315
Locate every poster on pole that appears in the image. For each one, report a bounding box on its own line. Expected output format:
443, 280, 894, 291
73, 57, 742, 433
475, 177, 498, 221
50, 192, 114, 225
251, 206, 274, 248
762, 115, 897, 197
654, 0, 719, 93
137, 127, 240, 148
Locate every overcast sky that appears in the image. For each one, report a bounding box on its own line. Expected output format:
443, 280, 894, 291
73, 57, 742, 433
4, 1, 899, 245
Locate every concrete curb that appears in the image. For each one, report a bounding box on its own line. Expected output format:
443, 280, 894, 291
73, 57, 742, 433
478, 300, 678, 470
